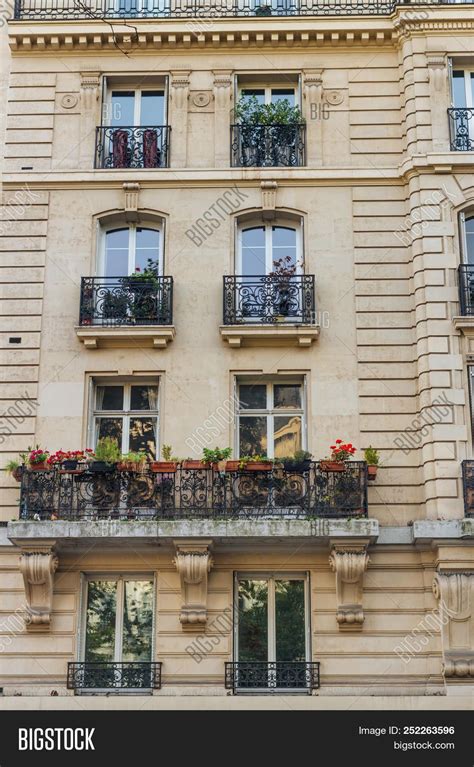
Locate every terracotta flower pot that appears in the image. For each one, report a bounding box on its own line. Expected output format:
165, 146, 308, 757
182, 460, 207, 470
29, 462, 48, 471
151, 461, 177, 473
225, 460, 241, 472
367, 465, 378, 480
12, 467, 23, 482
244, 462, 273, 472
320, 461, 346, 473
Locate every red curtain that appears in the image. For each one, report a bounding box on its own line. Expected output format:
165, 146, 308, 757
112, 130, 129, 168
143, 129, 159, 168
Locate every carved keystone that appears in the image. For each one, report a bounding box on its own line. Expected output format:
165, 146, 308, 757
329, 543, 369, 629
19, 542, 58, 631
433, 571, 474, 678
173, 540, 213, 628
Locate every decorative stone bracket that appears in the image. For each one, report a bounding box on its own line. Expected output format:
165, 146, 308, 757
19, 542, 58, 631
329, 543, 369, 629
173, 540, 213, 628
261, 181, 278, 220
123, 182, 140, 223
433, 571, 474, 678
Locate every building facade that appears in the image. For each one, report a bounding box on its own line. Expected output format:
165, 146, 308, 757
1, 0, 474, 708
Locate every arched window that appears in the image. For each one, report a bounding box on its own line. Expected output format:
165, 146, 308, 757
237, 220, 302, 276
99, 223, 162, 277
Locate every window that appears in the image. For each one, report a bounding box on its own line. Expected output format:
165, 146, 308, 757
83, 577, 154, 664
239, 86, 296, 109
451, 68, 474, 150
452, 69, 474, 110
237, 380, 305, 458
237, 221, 301, 276
91, 382, 159, 457
460, 212, 474, 264
100, 224, 162, 277
106, 89, 166, 127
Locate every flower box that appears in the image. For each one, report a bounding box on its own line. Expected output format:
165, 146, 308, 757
28, 462, 49, 471
117, 461, 145, 473
243, 461, 273, 472
150, 461, 177, 473
225, 460, 241, 472
87, 462, 115, 473
182, 460, 207, 470
320, 461, 346, 473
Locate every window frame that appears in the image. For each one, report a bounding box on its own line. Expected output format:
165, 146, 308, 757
105, 87, 167, 127
236, 220, 303, 276
90, 380, 160, 457
99, 222, 163, 277
452, 68, 474, 109
238, 83, 298, 108
460, 211, 474, 265
235, 378, 307, 459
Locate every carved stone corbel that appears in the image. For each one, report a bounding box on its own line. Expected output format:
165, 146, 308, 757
173, 540, 213, 628
329, 543, 369, 629
261, 181, 278, 220
19, 542, 58, 631
123, 182, 140, 222
433, 571, 474, 678
426, 53, 447, 93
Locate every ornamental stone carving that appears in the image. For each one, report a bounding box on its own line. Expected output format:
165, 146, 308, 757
433, 572, 474, 678
123, 182, 140, 222
329, 544, 370, 629
19, 543, 58, 631
261, 181, 278, 220
173, 540, 213, 628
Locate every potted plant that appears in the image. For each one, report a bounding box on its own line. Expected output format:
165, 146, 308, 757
255, 4, 272, 16
117, 451, 148, 473
5, 459, 22, 483
320, 440, 356, 472
25, 446, 50, 471
202, 446, 232, 471
48, 449, 90, 473
122, 259, 160, 323
87, 437, 120, 473
281, 450, 313, 472
151, 444, 179, 473
364, 446, 379, 480
268, 256, 302, 319
239, 455, 273, 472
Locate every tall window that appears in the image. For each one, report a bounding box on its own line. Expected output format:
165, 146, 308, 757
237, 380, 305, 458
237, 222, 301, 276
452, 69, 474, 110
83, 577, 154, 664
92, 382, 159, 457
461, 212, 474, 264
106, 89, 165, 127
101, 225, 162, 277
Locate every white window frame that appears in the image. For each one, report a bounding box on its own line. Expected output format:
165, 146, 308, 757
236, 220, 303, 275
80, 574, 156, 664
99, 223, 163, 277
452, 68, 474, 109
233, 572, 311, 664
238, 83, 298, 107
460, 211, 474, 264
235, 378, 306, 459
105, 87, 167, 127
91, 380, 160, 457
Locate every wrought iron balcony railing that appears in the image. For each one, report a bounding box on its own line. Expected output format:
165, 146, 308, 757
225, 661, 320, 693
19, 461, 368, 521
223, 274, 315, 325
67, 662, 162, 691
457, 265, 474, 316
231, 123, 305, 167
462, 460, 474, 517
79, 276, 173, 326
448, 108, 474, 152
95, 126, 170, 169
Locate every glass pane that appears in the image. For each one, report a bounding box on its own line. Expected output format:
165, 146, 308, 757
96, 418, 123, 446
466, 216, 474, 264
271, 89, 295, 106
452, 71, 467, 108
239, 384, 267, 410
130, 385, 158, 411
105, 229, 130, 277
273, 384, 302, 409
239, 416, 267, 456
272, 227, 297, 268
238, 579, 268, 662
129, 418, 157, 458
140, 91, 165, 126
85, 581, 117, 663
241, 89, 265, 106
111, 91, 135, 127
470, 73, 474, 105
96, 386, 124, 411
275, 580, 305, 662
241, 227, 266, 276
135, 228, 161, 273
274, 415, 302, 458
122, 580, 154, 662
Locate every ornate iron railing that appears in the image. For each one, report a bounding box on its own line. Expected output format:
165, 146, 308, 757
231, 123, 305, 167
458, 265, 474, 316
448, 108, 474, 152
225, 661, 320, 693
79, 276, 173, 326
19, 462, 368, 520
67, 662, 162, 691
462, 460, 474, 517
223, 274, 315, 325
95, 126, 170, 169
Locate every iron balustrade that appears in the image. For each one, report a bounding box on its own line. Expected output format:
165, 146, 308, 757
448, 108, 474, 152
458, 265, 474, 316
231, 123, 305, 167
223, 274, 315, 325
19, 462, 368, 521
462, 460, 474, 517
67, 662, 162, 691
225, 661, 320, 693
95, 126, 170, 169
79, 276, 173, 326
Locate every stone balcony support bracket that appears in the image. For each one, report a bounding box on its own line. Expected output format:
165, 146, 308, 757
19, 542, 58, 631
173, 540, 213, 629
433, 571, 474, 679
329, 541, 370, 630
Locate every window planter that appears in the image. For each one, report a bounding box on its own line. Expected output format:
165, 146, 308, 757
87, 462, 116, 473
320, 461, 346, 473
150, 461, 178, 473
182, 460, 208, 470
243, 461, 273, 472
28, 463, 49, 472
225, 460, 241, 472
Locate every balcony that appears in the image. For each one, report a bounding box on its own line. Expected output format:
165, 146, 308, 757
453, 265, 474, 337
13, 0, 397, 21
448, 108, 474, 152
231, 124, 305, 168
462, 460, 474, 517
220, 274, 319, 346
18, 461, 368, 521
76, 275, 175, 348
95, 126, 170, 170
67, 662, 162, 692
225, 661, 320, 694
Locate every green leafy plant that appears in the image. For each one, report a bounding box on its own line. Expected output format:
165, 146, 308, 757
234, 95, 304, 126
122, 451, 147, 465
280, 450, 312, 470
364, 446, 379, 466
202, 447, 232, 465
162, 444, 173, 461
25, 446, 49, 466
93, 437, 121, 465
5, 459, 20, 475
238, 454, 273, 469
